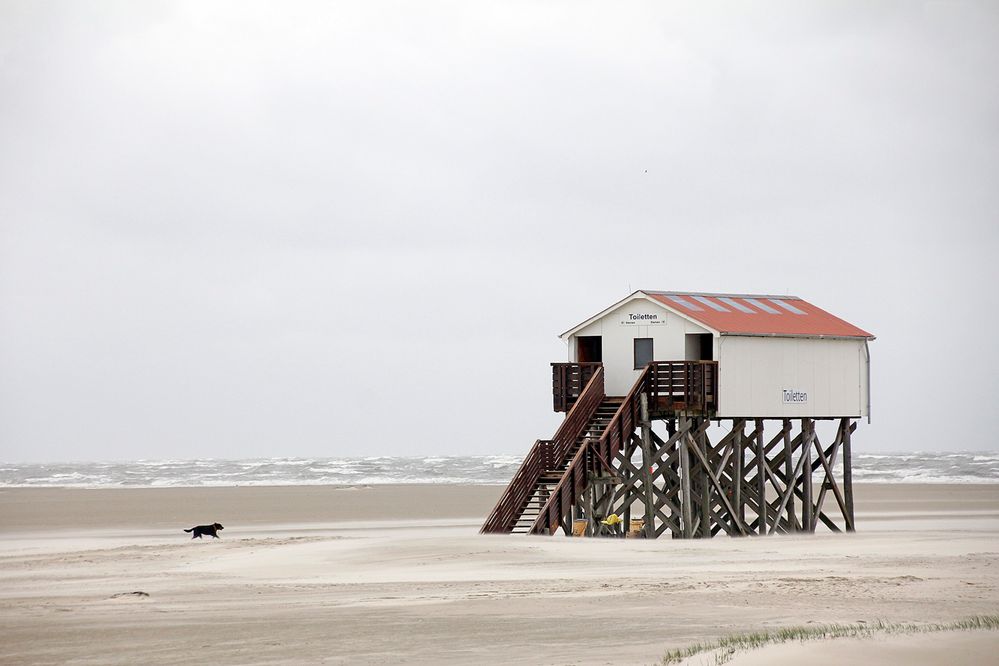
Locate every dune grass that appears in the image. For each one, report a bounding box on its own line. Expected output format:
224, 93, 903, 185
660, 614, 999, 665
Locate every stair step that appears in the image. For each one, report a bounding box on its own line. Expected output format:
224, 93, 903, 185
498, 397, 633, 534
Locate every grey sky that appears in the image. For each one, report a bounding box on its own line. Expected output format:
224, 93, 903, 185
1, 1, 997, 462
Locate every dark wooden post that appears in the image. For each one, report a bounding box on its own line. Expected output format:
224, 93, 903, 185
698, 419, 711, 538
679, 417, 693, 539
621, 447, 631, 531
755, 419, 766, 535
733, 420, 744, 526
842, 417, 855, 532
584, 480, 595, 537
802, 418, 814, 532
639, 394, 656, 538
783, 419, 794, 532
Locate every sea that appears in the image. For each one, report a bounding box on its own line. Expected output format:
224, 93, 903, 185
0, 452, 997, 488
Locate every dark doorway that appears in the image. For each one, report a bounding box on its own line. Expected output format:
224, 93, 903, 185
577, 336, 602, 363
685, 334, 713, 361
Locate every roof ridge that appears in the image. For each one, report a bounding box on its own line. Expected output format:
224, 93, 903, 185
640, 290, 802, 300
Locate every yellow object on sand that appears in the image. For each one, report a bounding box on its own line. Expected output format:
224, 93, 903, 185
601, 513, 622, 526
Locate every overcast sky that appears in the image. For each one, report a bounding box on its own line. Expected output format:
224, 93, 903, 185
1, 1, 997, 463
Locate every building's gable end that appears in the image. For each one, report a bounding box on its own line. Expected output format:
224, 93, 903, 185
560, 292, 718, 340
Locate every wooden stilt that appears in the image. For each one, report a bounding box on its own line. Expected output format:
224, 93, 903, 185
698, 420, 711, 538
584, 480, 594, 537
733, 421, 744, 527
755, 419, 766, 535
639, 395, 656, 538
802, 418, 814, 532
620, 437, 632, 531
842, 417, 855, 532
782, 419, 794, 532
581, 413, 857, 541
811, 429, 850, 532
679, 417, 694, 539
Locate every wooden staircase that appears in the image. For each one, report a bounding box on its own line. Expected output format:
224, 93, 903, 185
510, 398, 623, 533
481, 360, 719, 536
480, 366, 608, 534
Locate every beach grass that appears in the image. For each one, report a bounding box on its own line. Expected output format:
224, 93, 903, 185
659, 614, 999, 665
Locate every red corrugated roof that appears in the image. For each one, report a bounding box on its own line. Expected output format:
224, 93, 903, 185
643, 291, 874, 339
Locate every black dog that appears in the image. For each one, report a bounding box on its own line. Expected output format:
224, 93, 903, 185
184, 523, 224, 539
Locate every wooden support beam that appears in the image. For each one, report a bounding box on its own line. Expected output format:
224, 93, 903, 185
755, 419, 766, 535
811, 427, 852, 532
802, 419, 814, 533
842, 417, 855, 532
571, 415, 859, 541
698, 420, 711, 538
782, 419, 794, 532
639, 394, 656, 539
679, 417, 694, 539
768, 435, 810, 536
618, 436, 634, 531
767, 433, 845, 535
584, 481, 594, 537
733, 420, 744, 526
684, 430, 750, 536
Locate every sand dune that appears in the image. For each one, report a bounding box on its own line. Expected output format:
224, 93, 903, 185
1, 483, 997, 664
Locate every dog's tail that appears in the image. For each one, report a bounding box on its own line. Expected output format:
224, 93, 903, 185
183, 528, 193, 533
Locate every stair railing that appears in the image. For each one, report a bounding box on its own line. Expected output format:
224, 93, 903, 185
480, 366, 605, 533
479, 439, 551, 534
530, 365, 652, 535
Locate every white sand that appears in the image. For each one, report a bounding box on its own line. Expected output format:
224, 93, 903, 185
715, 630, 999, 666
0, 483, 997, 664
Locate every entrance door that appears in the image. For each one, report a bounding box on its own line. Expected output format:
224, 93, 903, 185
577, 336, 602, 363
685, 334, 713, 361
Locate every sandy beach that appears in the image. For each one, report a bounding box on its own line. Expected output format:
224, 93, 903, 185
1, 483, 997, 665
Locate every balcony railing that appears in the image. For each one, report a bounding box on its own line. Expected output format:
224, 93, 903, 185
552, 361, 718, 415
551, 362, 602, 412
645, 361, 718, 415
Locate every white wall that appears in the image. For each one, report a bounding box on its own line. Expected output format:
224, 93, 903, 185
569, 297, 710, 395
716, 336, 869, 418
565, 296, 870, 416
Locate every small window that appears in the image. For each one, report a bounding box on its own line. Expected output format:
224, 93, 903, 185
634, 338, 653, 369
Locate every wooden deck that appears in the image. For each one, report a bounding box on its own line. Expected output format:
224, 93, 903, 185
552, 361, 718, 416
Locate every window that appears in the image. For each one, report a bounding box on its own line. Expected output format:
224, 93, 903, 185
634, 338, 653, 369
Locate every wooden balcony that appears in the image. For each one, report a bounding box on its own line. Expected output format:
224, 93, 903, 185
645, 360, 718, 416
551, 362, 602, 412
552, 361, 718, 416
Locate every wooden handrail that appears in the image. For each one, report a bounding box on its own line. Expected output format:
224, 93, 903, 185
530, 364, 652, 535
529, 360, 719, 535
548, 366, 605, 467
479, 439, 550, 534
480, 366, 606, 533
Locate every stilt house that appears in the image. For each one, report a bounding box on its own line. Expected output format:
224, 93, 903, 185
482, 290, 874, 539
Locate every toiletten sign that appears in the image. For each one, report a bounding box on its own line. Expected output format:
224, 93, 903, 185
619, 312, 666, 326
781, 389, 808, 405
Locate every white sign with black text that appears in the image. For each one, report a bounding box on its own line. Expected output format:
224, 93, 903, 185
619, 312, 665, 326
